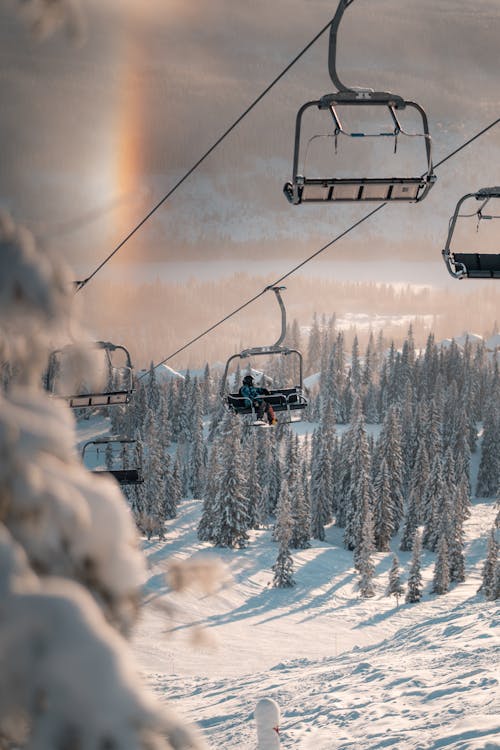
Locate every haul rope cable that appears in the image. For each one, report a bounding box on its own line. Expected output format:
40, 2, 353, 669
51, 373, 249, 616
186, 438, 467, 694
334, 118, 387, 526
74, 13, 338, 292
139, 116, 500, 379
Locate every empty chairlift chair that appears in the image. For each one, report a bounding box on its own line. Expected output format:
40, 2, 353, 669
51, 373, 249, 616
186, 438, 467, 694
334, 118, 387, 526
442, 187, 500, 279
283, 0, 436, 205
46, 341, 135, 408
222, 286, 308, 425
81, 437, 143, 485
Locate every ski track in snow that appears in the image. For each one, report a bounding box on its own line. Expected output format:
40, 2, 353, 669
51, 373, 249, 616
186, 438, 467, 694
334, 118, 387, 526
133, 503, 499, 749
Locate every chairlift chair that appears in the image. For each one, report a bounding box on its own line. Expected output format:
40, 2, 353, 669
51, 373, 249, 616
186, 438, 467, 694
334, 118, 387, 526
221, 287, 308, 425
283, 0, 436, 205
443, 187, 500, 279
81, 436, 143, 485
47, 341, 135, 408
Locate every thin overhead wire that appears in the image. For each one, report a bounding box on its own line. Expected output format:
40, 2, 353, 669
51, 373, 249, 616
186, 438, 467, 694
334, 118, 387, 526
138, 203, 387, 378
74, 14, 337, 292
140, 116, 500, 379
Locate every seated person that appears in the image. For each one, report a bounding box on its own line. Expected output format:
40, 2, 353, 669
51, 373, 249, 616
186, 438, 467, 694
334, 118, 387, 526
240, 374, 277, 425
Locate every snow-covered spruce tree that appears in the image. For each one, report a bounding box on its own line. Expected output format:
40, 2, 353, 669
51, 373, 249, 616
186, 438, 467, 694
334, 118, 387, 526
290, 462, 311, 549
268, 433, 282, 516
478, 527, 499, 600
0, 215, 204, 748
344, 404, 374, 551
161, 453, 178, 521
386, 555, 404, 605
405, 529, 424, 604
139, 419, 167, 540
212, 412, 249, 549
432, 533, 450, 595
146, 360, 162, 413
355, 490, 376, 597
443, 447, 466, 584
246, 433, 263, 529
197, 444, 220, 543
373, 457, 394, 552
375, 404, 404, 535
189, 399, 207, 499
309, 430, 329, 541
402, 433, 430, 543
422, 453, 445, 552
476, 406, 500, 497
272, 481, 296, 588
306, 312, 322, 376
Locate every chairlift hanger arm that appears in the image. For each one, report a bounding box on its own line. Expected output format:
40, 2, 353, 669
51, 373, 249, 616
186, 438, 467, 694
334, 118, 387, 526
328, 0, 403, 98
328, 0, 357, 93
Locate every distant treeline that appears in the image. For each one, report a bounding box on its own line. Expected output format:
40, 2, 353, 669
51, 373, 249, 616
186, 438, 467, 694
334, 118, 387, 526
81, 274, 500, 371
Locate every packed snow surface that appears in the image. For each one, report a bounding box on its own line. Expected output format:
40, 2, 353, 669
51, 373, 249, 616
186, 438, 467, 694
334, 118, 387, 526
131, 492, 499, 749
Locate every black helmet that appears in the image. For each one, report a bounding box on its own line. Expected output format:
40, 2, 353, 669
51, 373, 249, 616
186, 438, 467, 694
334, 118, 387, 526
243, 374, 254, 385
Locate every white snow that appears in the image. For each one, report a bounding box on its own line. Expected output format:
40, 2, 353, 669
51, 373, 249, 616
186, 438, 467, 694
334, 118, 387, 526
129, 431, 500, 750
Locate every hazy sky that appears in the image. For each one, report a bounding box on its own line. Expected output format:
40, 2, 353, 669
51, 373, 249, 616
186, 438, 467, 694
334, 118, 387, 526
2, 0, 500, 279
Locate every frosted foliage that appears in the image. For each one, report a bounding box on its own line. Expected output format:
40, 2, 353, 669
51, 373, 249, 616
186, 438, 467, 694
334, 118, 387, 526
0, 214, 73, 383
0, 214, 206, 749
0, 387, 145, 633
0, 527, 203, 750
9, 0, 86, 44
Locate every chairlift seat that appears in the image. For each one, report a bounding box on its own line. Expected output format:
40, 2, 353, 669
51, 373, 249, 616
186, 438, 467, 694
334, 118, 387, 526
69, 390, 132, 408
93, 468, 143, 485
284, 176, 429, 205
451, 253, 500, 279
227, 387, 307, 414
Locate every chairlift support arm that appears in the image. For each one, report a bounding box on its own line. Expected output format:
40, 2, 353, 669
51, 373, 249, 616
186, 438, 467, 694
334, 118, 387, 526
221, 286, 299, 396
328, 0, 357, 93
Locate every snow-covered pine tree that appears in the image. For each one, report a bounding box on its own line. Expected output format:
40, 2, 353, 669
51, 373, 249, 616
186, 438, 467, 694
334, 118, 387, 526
386, 554, 404, 605
432, 533, 450, 595
197, 444, 219, 542
128, 431, 146, 522
212, 412, 249, 548
310, 429, 331, 541
373, 457, 394, 552
256, 426, 272, 521
268, 434, 282, 516
272, 481, 296, 588
476, 406, 500, 497
290, 460, 311, 549
422, 453, 445, 552
246, 432, 263, 529
171, 449, 183, 510
376, 404, 404, 534
189, 385, 207, 498
405, 529, 424, 603
478, 526, 499, 599
306, 312, 322, 376
161, 453, 178, 521
442, 447, 466, 583
141, 420, 167, 540
146, 360, 161, 413
355, 489, 376, 597
344, 404, 374, 551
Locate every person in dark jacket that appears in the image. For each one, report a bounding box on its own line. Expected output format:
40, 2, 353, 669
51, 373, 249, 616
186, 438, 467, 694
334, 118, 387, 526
240, 374, 277, 425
